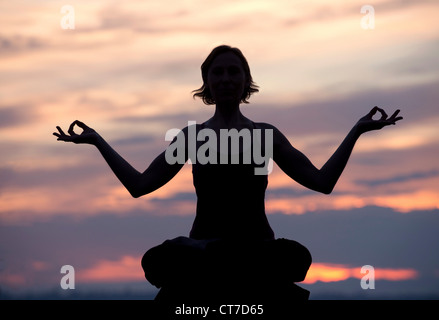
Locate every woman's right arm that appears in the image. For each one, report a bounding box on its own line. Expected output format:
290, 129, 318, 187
53, 120, 185, 198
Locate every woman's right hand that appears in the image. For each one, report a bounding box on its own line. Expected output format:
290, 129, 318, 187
53, 120, 100, 145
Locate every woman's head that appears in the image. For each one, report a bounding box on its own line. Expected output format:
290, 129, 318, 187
192, 45, 259, 105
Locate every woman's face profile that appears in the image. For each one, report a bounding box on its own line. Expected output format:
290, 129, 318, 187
207, 51, 248, 104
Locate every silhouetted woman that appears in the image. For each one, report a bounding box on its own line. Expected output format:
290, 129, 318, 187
54, 45, 402, 301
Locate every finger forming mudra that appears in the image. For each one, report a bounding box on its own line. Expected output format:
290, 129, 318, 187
371, 106, 403, 123
358, 106, 403, 133
53, 120, 96, 144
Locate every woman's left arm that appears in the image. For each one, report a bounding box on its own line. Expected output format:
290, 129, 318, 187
273, 107, 403, 194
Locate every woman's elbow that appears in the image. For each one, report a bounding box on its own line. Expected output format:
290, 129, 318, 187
315, 175, 334, 194
307, 184, 332, 195
131, 192, 142, 199
128, 186, 144, 198
317, 184, 333, 195
301, 180, 333, 195
129, 190, 141, 198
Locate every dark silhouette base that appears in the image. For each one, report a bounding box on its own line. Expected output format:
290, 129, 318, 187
142, 237, 311, 304
154, 280, 309, 302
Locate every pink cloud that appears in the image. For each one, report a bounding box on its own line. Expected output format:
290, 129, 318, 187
303, 262, 418, 284
78, 255, 144, 283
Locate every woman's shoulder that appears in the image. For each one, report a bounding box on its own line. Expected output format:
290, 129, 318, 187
251, 122, 289, 148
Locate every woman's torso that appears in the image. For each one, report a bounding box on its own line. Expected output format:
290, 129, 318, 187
190, 121, 275, 240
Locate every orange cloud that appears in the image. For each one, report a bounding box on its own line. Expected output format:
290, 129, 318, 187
304, 263, 353, 284
78, 257, 418, 287
303, 263, 418, 284
0, 273, 27, 287
31, 260, 50, 272
79, 255, 144, 283
373, 191, 439, 213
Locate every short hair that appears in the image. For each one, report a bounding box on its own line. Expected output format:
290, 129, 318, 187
192, 45, 259, 105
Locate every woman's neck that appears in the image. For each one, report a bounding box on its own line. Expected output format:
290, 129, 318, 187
209, 102, 249, 129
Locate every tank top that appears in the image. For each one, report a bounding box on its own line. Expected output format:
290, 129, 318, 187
190, 122, 275, 240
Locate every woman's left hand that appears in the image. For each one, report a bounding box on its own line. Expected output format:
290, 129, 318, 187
356, 106, 403, 134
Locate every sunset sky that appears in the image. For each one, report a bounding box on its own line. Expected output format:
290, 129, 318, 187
1, 0, 439, 299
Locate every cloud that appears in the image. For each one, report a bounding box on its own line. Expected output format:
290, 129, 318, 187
0, 34, 47, 56
0, 162, 104, 191
67, 255, 422, 286
382, 39, 439, 78
113, 110, 213, 135
269, 206, 439, 273
0, 106, 35, 129
303, 263, 418, 284
248, 79, 439, 136
281, 0, 438, 29
355, 170, 439, 187
1, 206, 438, 297
376, 0, 438, 12
149, 192, 196, 203
72, 1, 257, 35
266, 187, 317, 199
79, 255, 144, 283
